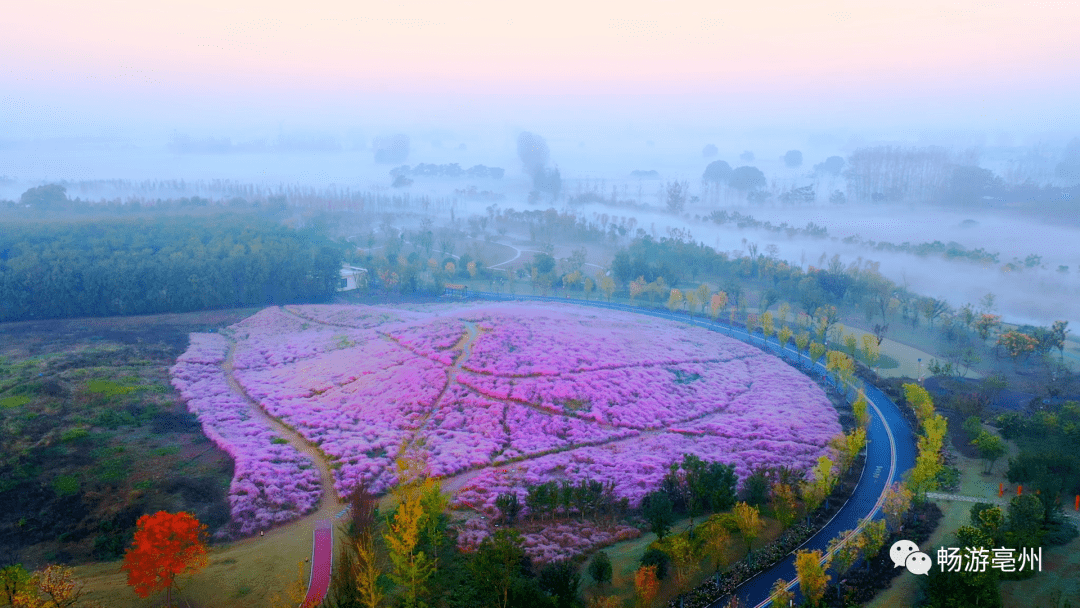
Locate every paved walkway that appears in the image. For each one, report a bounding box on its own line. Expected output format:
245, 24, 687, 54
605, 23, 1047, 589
302, 519, 334, 607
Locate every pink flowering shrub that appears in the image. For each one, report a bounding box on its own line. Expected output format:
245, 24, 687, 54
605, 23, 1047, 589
456, 517, 641, 564
172, 302, 841, 545
169, 333, 322, 537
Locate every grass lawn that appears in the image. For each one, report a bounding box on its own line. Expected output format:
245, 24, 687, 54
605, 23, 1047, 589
74, 518, 340, 608
867, 439, 1063, 608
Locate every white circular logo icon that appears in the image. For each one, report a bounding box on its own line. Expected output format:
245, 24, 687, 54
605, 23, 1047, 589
890, 540, 933, 574
890, 540, 919, 568
906, 551, 933, 575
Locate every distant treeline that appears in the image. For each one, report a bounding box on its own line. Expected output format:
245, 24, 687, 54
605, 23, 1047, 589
389, 163, 504, 179
707, 210, 1001, 266
0, 215, 342, 322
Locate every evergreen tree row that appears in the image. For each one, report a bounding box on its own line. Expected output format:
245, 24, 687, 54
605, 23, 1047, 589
0, 214, 342, 321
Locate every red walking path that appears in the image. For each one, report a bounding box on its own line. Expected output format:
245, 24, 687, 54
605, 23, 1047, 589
302, 519, 334, 608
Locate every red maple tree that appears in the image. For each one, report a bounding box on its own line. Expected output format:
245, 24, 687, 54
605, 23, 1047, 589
121, 511, 209, 606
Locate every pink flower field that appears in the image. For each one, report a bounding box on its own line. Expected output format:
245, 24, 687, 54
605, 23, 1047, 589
171, 303, 841, 537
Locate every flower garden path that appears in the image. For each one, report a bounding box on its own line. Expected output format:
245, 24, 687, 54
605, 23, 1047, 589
220, 332, 344, 606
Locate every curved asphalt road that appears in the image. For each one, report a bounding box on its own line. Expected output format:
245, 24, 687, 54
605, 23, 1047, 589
465, 291, 918, 608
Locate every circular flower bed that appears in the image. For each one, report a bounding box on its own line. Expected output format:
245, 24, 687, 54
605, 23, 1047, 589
173, 302, 841, 539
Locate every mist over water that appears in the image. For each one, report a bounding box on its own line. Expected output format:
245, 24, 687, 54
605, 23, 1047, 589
4, 0, 1080, 330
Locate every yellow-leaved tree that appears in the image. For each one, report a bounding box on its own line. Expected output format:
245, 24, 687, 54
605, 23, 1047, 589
385, 447, 444, 608
794, 549, 831, 606
733, 502, 763, 557
769, 578, 794, 608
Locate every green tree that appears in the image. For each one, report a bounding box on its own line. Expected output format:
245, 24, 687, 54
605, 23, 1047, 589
827, 531, 862, 598
470, 530, 525, 608
642, 492, 675, 540
588, 551, 612, 587
1, 564, 31, 606
1005, 494, 1045, 549
924, 525, 1001, 608
859, 519, 888, 567
537, 561, 580, 608
971, 431, 1007, 474
495, 493, 522, 526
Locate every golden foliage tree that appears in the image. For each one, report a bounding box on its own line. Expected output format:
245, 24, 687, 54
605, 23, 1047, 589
385, 450, 441, 608
795, 332, 810, 357
761, 311, 774, 341
629, 276, 646, 303
882, 483, 912, 532
269, 560, 310, 608
852, 391, 870, 429
903, 383, 935, 426
778, 325, 793, 350
11, 565, 101, 608
703, 515, 732, 572
733, 502, 763, 556
667, 535, 698, 591
794, 549, 830, 606
667, 288, 684, 312
769, 578, 794, 608
861, 334, 880, 368
827, 531, 862, 596
695, 283, 710, 314
600, 276, 615, 302
685, 290, 700, 317
355, 533, 385, 608
770, 482, 799, 529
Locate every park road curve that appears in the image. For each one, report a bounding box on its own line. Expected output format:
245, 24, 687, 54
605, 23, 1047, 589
462, 291, 918, 608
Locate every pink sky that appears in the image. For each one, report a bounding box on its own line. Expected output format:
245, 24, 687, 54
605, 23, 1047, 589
3, 0, 1079, 131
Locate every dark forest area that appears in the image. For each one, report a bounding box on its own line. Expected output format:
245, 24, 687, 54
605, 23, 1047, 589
0, 212, 342, 322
